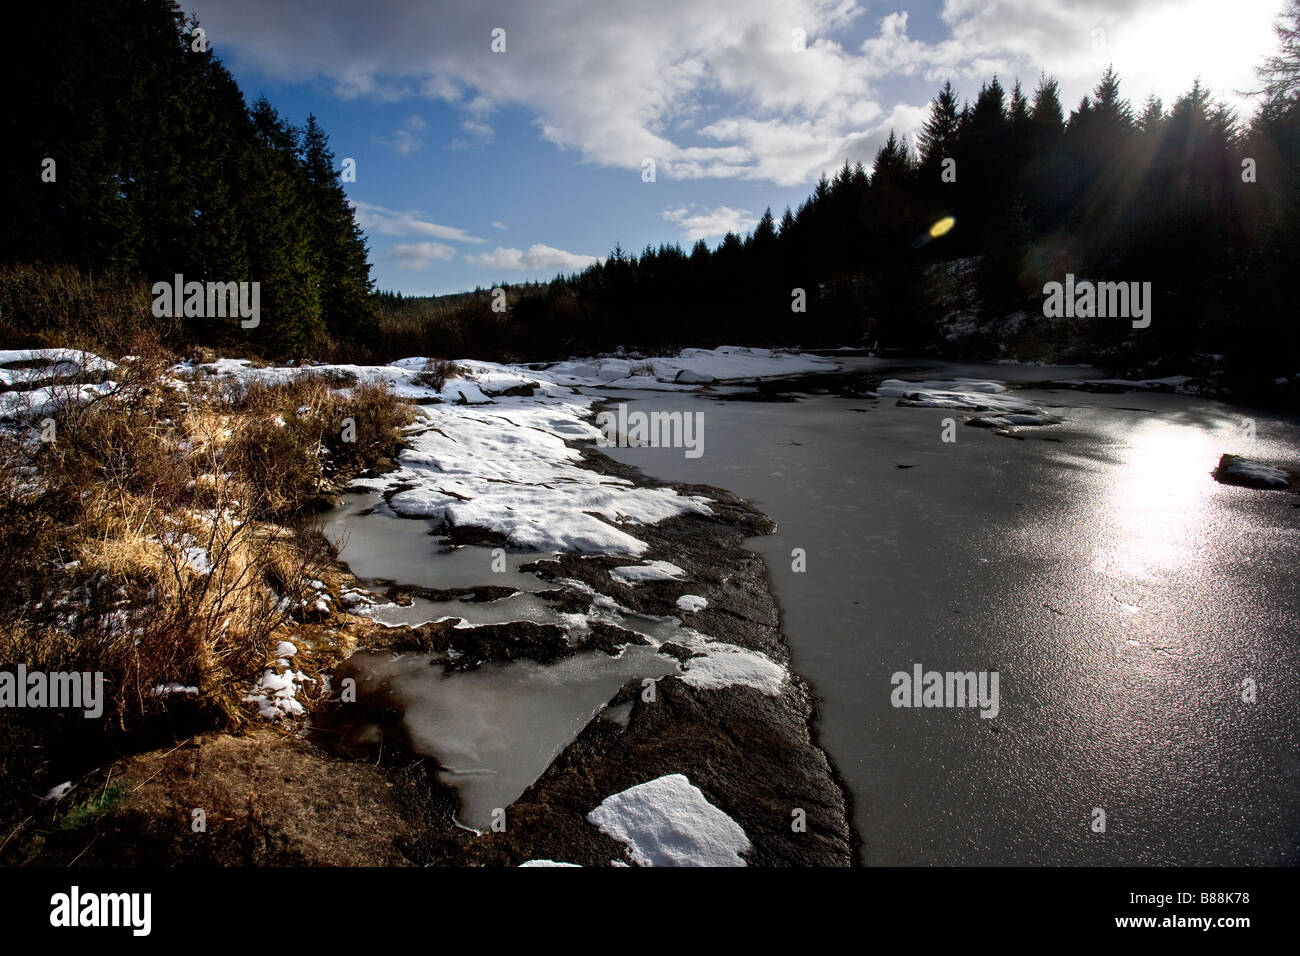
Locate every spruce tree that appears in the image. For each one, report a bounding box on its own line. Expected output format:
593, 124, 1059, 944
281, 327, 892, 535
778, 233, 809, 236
917, 80, 961, 167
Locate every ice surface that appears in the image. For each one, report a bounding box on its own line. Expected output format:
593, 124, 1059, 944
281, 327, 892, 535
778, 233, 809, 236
345, 647, 679, 831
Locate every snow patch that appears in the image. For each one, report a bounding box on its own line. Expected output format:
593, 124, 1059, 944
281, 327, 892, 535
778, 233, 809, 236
518, 860, 581, 867
675, 594, 708, 612
587, 773, 750, 867
243, 664, 316, 721
679, 642, 787, 695
610, 560, 687, 584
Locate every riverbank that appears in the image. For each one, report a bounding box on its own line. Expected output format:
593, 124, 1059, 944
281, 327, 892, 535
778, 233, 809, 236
13, 346, 1295, 866
2, 347, 856, 866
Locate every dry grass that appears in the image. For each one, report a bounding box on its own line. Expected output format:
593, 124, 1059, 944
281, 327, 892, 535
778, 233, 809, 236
0, 261, 171, 355
412, 357, 460, 392
0, 344, 414, 821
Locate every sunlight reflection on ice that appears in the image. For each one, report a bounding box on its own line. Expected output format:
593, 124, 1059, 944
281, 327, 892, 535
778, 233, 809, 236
1093, 421, 1223, 582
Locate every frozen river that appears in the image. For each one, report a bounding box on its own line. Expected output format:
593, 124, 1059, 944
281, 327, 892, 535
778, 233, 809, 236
599, 359, 1300, 864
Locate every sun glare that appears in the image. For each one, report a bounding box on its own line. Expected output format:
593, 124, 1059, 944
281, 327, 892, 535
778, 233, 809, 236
1093, 422, 1220, 581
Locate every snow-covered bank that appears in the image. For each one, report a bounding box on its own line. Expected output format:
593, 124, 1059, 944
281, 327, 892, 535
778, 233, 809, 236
181, 348, 837, 555
181, 344, 835, 398
0, 343, 855, 865
542, 346, 835, 389
4, 346, 828, 553
0, 348, 116, 386
370, 397, 713, 553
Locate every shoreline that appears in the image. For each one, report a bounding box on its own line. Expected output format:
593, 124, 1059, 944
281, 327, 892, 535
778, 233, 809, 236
11, 374, 858, 866
318, 427, 859, 865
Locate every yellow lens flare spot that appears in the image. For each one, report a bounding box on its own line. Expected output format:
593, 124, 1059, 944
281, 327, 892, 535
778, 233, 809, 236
928, 216, 956, 238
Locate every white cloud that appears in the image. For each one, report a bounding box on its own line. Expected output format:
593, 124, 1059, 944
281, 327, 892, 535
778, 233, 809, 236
390, 241, 457, 269
662, 204, 759, 241
449, 118, 495, 150
466, 243, 601, 271
491, 221, 508, 231
189, 0, 1282, 188
372, 114, 427, 155
863, 0, 1278, 117
351, 201, 486, 243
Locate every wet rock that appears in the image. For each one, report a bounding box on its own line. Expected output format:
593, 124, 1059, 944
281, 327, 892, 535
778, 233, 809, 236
406, 584, 519, 603
457, 677, 855, 867
657, 641, 704, 662
1212, 453, 1293, 490
379, 619, 575, 669
584, 621, 652, 656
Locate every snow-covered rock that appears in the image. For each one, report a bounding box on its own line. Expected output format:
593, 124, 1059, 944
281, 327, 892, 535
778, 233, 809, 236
518, 860, 581, 867
878, 378, 1041, 413
586, 773, 751, 867
673, 369, 716, 385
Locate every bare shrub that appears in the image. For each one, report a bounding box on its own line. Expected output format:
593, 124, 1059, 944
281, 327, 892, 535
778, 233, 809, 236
413, 357, 459, 391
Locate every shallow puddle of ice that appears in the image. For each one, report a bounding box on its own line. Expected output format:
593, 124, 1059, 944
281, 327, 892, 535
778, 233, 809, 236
319, 492, 553, 593
344, 647, 678, 831
319, 490, 699, 831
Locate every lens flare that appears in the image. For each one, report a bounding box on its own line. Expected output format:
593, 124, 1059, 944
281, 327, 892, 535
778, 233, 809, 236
929, 216, 956, 238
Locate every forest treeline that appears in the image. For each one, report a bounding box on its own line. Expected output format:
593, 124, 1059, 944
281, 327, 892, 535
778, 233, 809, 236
0, 0, 376, 355
3, 0, 1299, 397
381, 8, 1300, 396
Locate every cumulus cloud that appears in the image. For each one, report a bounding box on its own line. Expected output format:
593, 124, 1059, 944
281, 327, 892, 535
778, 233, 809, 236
390, 241, 457, 269
351, 201, 486, 244
188, 0, 1279, 187
466, 244, 601, 271
662, 204, 760, 242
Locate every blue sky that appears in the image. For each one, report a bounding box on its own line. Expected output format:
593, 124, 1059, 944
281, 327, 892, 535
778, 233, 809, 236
185, 0, 1284, 296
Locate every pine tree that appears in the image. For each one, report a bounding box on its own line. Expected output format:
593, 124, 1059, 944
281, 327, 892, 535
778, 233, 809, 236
917, 80, 961, 166
1030, 74, 1065, 131
970, 76, 1008, 134
1256, 0, 1300, 102
1138, 95, 1165, 136
302, 115, 377, 344
1092, 65, 1134, 131
1009, 80, 1031, 128
246, 97, 325, 353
